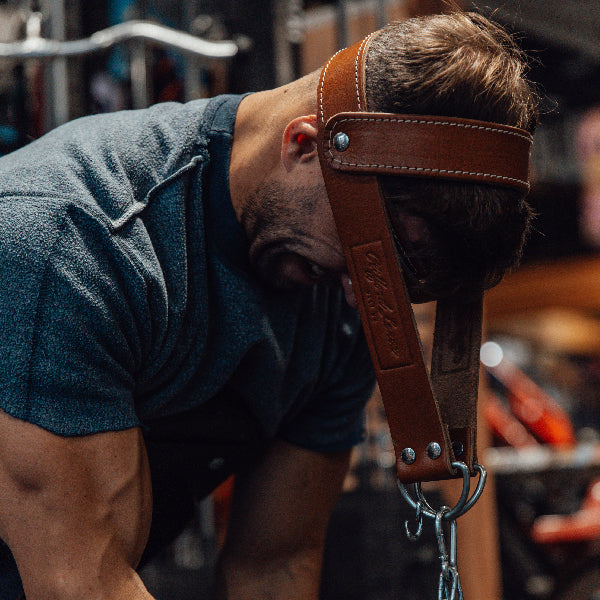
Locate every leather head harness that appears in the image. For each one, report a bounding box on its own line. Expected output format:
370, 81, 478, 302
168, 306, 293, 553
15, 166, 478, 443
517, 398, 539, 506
316, 34, 533, 484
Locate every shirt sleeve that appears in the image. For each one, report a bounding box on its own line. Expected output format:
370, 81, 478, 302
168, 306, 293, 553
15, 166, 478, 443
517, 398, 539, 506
281, 304, 376, 453
0, 198, 149, 435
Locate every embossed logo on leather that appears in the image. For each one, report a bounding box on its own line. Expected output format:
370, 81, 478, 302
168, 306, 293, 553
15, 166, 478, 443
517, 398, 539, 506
351, 241, 412, 370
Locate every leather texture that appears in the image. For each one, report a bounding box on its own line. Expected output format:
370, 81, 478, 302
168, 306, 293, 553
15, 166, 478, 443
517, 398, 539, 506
324, 112, 532, 191
316, 35, 530, 483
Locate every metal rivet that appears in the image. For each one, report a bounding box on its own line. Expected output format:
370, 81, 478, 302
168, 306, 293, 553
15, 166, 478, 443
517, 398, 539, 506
401, 447, 416, 465
208, 457, 225, 471
333, 131, 350, 152
452, 441, 464, 457
427, 442, 442, 460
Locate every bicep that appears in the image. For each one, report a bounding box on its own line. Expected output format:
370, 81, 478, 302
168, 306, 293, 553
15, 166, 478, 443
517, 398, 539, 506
0, 409, 153, 599
215, 439, 350, 598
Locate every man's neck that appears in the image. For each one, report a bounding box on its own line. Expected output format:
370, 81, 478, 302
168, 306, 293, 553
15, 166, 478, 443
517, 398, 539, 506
228, 72, 319, 226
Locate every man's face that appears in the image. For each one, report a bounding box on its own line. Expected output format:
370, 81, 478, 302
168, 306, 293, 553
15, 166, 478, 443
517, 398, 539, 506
242, 166, 357, 306
240, 161, 443, 308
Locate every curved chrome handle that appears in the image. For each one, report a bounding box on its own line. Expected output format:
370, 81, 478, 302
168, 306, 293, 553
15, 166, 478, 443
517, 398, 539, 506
0, 19, 245, 60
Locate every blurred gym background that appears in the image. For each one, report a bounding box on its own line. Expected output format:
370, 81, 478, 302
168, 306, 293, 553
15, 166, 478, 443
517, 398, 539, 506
2, 2, 600, 598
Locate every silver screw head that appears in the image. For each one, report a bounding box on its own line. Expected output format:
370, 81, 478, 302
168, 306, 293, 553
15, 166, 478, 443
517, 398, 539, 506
427, 442, 442, 460
333, 131, 350, 152
401, 447, 416, 465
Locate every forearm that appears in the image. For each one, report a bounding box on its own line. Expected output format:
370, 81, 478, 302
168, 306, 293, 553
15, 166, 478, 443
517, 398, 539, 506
18, 558, 156, 600
16, 561, 156, 600
210, 441, 349, 600
212, 547, 324, 600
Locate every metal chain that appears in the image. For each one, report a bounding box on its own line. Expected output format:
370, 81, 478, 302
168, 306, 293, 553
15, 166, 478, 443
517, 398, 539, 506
435, 508, 462, 600
398, 462, 487, 600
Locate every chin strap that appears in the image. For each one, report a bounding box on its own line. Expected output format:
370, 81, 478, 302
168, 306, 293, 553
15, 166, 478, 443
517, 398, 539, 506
316, 34, 533, 484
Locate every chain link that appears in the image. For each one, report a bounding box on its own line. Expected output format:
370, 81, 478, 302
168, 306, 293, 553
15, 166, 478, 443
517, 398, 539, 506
398, 462, 487, 600
435, 508, 463, 600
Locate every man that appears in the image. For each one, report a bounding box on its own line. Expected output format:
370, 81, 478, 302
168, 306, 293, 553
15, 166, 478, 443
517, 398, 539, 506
0, 11, 537, 600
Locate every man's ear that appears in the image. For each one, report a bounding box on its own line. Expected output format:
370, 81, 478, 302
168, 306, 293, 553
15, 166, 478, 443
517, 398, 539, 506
281, 115, 318, 171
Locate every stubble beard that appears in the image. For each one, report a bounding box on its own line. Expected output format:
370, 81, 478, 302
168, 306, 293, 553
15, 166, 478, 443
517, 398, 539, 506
242, 178, 318, 290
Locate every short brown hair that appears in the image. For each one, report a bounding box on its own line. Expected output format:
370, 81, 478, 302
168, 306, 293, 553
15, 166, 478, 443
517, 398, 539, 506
365, 12, 539, 299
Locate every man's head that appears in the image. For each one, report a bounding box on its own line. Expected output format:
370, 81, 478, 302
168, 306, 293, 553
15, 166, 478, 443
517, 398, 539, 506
231, 11, 538, 303
365, 11, 539, 300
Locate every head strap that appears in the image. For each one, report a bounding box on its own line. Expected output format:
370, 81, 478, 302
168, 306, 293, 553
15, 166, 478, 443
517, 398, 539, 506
317, 35, 533, 483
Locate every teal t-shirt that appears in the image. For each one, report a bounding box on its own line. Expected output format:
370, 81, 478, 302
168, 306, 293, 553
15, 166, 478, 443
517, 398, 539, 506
0, 94, 375, 453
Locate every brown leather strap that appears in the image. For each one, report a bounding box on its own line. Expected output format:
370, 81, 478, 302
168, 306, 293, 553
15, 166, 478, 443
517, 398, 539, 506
430, 295, 483, 474
317, 36, 532, 483
322, 112, 532, 191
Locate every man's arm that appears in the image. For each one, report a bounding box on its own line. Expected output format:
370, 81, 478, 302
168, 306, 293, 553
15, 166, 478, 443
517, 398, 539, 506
0, 409, 155, 600
212, 439, 350, 600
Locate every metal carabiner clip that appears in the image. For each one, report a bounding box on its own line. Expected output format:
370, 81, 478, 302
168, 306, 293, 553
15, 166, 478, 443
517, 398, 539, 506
397, 462, 485, 600
438, 565, 462, 600
436, 510, 462, 600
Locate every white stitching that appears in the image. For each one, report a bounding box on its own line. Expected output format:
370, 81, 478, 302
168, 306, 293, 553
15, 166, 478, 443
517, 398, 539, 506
331, 116, 533, 142
354, 34, 373, 111
329, 157, 528, 186
319, 48, 345, 125
327, 117, 531, 187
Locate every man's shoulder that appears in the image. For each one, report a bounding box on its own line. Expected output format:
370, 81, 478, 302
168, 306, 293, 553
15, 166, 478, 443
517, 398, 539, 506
0, 99, 223, 226
0, 195, 66, 253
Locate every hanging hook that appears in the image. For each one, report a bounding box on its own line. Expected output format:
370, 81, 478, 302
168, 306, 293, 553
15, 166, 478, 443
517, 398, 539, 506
404, 496, 424, 541
435, 509, 463, 600
397, 463, 483, 600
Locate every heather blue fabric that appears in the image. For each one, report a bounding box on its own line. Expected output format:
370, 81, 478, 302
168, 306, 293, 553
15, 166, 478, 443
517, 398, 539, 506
0, 95, 375, 599
0, 94, 375, 451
